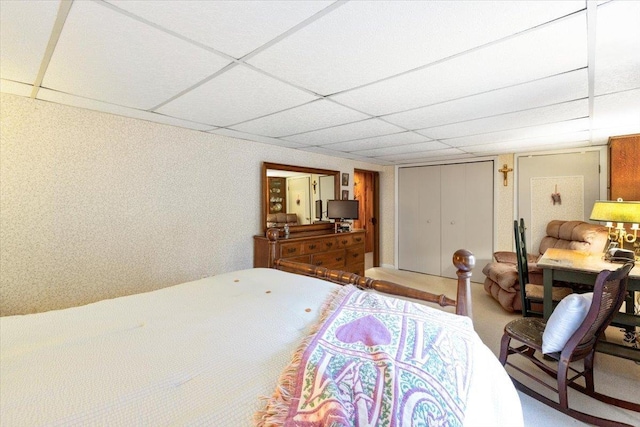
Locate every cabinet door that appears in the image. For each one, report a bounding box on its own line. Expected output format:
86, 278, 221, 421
440, 164, 467, 278
609, 135, 640, 201
398, 166, 441, 274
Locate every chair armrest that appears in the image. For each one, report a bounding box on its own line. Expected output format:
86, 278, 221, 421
493, 251, 517, 264
483, 262, 519, 292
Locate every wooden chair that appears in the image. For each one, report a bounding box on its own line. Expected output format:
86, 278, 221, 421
514, 218, 572, 317
499, 261, 638, 427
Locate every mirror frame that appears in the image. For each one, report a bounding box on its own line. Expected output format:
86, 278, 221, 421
262, 162, 340, 234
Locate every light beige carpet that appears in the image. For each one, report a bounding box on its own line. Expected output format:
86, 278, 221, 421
365, 267, 640, 427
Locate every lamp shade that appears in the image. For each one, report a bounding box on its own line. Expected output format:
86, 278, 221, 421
589, 200, 640, 223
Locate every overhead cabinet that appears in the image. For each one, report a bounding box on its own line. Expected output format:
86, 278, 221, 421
398, 161, 494, 281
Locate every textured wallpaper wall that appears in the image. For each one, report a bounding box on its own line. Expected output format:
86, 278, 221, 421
0, 94, 393, 315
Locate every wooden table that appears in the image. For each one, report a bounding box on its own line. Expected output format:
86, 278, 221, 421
537, 248, 640, 361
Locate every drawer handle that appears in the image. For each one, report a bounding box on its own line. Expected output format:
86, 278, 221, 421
287, 248, 297, 253
315, 261, 323, 266
336, 257, 343, 262
326, 242, 333, 247
351, 253, 358, 258
354, 237, 362, 242
309, 244, 317, 249
341, 240, 348, 244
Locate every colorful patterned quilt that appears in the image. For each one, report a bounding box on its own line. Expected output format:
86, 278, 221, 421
256, 285, 475, 427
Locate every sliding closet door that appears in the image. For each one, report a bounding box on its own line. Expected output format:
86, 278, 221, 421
441, 161, 494, 279
398, 166, 441, 274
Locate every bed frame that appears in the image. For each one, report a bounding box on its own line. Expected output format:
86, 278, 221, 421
274, 249, 475, 317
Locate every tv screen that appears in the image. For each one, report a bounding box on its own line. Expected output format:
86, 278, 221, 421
315, 200, 323, 219
327, 199, 359, 220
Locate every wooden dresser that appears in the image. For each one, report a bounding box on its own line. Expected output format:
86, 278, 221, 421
254, 229, 365, 276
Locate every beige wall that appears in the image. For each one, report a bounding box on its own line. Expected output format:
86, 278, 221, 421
0, 94, 394, 315
496, 153, 515, 252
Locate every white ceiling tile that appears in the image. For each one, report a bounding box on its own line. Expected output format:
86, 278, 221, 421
156, 65, 318, 127
0, 1, 58, 83
332, 13, 587, 115
323, 132, 431, 152
42, 1, 231, 110
37, 89, 215, 131
377, 148, 470, 163
418, 99, 588, 140
594, 1, 640, 95
444, 118, 590, 148
209, 128, 307, 149
105, 1, 333, 59
283, 118, 405, 145
592, 89, 640, 130
354, 141, 451, 157
467, 132, 591, 154
384, 69, 589, 130
296, 146, 365, 159
248, 1, 585, 95
0, 80, 33, 97
230, 100, 368, 137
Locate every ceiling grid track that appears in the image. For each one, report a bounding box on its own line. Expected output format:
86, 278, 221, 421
30, 0, 74, 99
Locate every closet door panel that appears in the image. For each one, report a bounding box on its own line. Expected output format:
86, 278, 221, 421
440, 164, 467, 278
462, 161, 494, 280
398, 166, 440, 274
398, 167, 421, 271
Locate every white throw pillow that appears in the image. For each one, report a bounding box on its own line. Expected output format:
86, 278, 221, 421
541, 292, 593, 354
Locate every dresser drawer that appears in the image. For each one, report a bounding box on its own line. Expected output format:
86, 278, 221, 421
302, 238, 337, 254
337, 233, 365, 248
345, 245, 365, 266
279, 242, 304, 258
311, 250, 346, 269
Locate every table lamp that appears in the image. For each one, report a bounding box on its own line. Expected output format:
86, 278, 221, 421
589, 199, 640, 252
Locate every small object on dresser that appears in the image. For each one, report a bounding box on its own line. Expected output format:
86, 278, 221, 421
605, 248, 635, 263
283, 224, 290, 237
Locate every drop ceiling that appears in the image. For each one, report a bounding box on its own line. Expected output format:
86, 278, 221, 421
1, 0, 638, 165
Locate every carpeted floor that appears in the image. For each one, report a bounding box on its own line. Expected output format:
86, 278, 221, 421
365, 267, 640, 427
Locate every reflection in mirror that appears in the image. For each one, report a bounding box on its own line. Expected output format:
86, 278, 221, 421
262, 163, 339, 232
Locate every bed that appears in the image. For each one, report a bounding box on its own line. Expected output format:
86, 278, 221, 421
0, 253, 523, 426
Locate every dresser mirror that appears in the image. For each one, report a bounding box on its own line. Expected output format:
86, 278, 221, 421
262, 162, 340, 233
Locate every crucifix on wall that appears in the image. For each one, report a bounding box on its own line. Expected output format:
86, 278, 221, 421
498, 164, 513, 186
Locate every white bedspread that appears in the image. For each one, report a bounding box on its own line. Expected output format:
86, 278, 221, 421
0, 268, 522, 426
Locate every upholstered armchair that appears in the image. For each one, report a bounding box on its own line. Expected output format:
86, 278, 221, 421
483, 220, 609, 312
266, 213, 299, 228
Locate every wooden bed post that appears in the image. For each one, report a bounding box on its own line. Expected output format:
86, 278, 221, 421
266, 228, 279, 268
453, 249, 475, 318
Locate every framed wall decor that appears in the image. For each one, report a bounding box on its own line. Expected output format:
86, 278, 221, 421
342, 173, 349, 186
342, 190, 349, 200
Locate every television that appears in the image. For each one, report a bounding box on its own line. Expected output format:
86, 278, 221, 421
327, 199, 359, 220
315, 199, 323, 220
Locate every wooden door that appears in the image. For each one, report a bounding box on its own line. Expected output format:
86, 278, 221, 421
354, 171, 373, 251
354, 169, 379, 266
